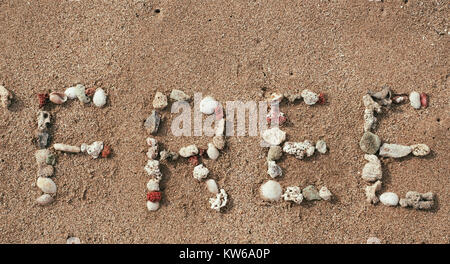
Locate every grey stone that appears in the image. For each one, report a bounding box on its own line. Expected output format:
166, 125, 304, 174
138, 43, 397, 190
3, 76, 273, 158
37, 131, 50, 149
144, 110, 160, 134
267, 146, 282, 161
359, 131, 381, 154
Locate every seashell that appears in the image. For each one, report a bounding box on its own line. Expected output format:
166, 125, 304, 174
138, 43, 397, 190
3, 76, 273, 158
53, 143, 81, 153
409, 91, 421, 109
146, 201, 160, 211
420, 93, 428, 108
301, 89, 319, 105
37, 111, 51, 131
212, 135, 226, 150
146, 178, 160, 192
379, 192, 399, 206
193, 164, 209, 181
319, 186, 332, 201
152, 91, 167, 109
209, 189, 228, 211
81, 141, 104, 159
260, 180, 282, 201
0, 85, 13, 109
199, 96, 219, 115
66, 237, 81, 244
64, 87, 78, 99
170, 89, 191, 101
37, 165, 54, 178
206, 143, 219, 160
179, 144, 199, 158
261, 127, 286, 146
379, 143, 411, 158
267, 160, 282, 178
49, 92, 67, 104
282, 186, 303, 204
315, 140, 327, 154
365, 180, 382, 204
36, 177, 57, 194
36, 194, 54, 206
93, 88, 107, 107
302, 185, 321, 201
205, 179, 219, 194
144, 110, 160, 134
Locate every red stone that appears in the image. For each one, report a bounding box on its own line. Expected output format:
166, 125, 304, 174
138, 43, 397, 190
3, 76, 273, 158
188, 155, 199, 166
318, 92, 326, 105
86, 87, 96, 97
420, 93, 428, 108
147, 191, 162, 202
101, 145, 111, 158
38, 93, 49, 108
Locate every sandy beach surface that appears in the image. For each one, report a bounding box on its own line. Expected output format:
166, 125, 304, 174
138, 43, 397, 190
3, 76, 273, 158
0, 0, 448, 243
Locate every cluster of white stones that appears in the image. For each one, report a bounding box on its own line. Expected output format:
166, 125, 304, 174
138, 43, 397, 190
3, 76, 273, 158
359, 86, 434, 209
144, 91, 228, 212
259, 92, 332, 205
34, 84, 110, 207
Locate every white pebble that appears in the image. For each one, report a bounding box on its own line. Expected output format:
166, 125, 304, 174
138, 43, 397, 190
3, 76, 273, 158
366, 237, 382, 244
152, 91, 168, 109
315, 140, 327, 154
146, 201, 160, 211
209, 189, 228, 211
199, 96, 218, 115
261, 127, 286, 146
179, 144, 199, 158
362, 154, 382, 182
379, 192, 399, 206
207, 143, 220, 160
282, 186, 303, 204
66, 237, 81, 244
37, 177, 57, 194
53, 143, 80, 153
267, 161, 282, 178
205, 179, 219, 194
93, 88, 107, 107
260, 180, 282, 201
64, 86, 78, 99
410, 144, 430, 156
193, 164, 209, 181
409, 91, 421, 109
379, 143, 412, 158
319, 186, 332, 201
146, 178, 160, 191
36, 194, 54, 206
301, 89, 319, 105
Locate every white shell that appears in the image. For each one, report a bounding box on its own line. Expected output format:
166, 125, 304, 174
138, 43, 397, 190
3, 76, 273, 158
36, 194, 54, 206
205, 179, 219, 194
319, 186, 332, 201
37, 177, 57, 194
179, 144, 199, 158
379, 143, 412, 158
64, 87, 78, 99
49, 92, 67, 104
146, 178, 160, 191
261, 127, 286, 146
267, 161, 282, 178
199, 96, 218, 115
93, 88, 107, 107
193, 164, 209, 181
260, 180, 282, 201
207, 143, 219, 160
146, 201, 160, 211
409, 91, 421, 109
379, 192, 399, 206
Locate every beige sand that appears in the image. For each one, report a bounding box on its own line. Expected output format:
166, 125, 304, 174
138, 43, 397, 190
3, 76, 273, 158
0, 0, 448, 243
